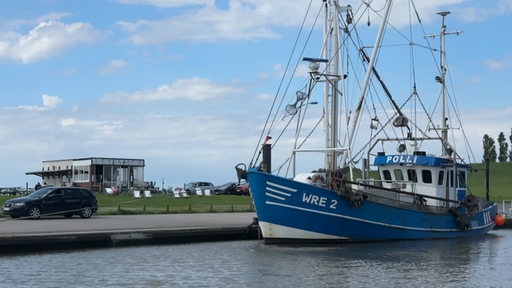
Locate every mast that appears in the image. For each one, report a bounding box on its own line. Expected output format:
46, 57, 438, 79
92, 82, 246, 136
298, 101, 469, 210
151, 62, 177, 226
439, 11, 449, 156
324, 0, 341, 173
427, 11, 462, 156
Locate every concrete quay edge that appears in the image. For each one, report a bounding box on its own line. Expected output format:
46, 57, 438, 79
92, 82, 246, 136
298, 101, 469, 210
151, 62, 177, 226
0, 213, 260, 253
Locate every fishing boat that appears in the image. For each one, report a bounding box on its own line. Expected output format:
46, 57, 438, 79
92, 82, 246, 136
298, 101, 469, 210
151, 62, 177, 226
235, 0, 500, 243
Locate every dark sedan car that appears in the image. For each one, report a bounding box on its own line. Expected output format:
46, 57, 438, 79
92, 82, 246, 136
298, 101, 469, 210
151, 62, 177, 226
214, 182, 237, 195
2, 186, 98, 219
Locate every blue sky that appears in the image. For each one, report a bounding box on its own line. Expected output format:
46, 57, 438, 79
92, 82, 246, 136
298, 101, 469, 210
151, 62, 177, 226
0, 0, 511, 189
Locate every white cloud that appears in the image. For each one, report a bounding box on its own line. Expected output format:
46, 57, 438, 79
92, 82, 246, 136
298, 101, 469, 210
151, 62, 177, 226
99, 59, 129, 75
113, 0, 478, 46
459, 106, 512, 161
460, 0, 512, 22
6, 94, 63, 111
116, 0, 213, 8
116, 1, 311, 45
60, 118, 77, 127
484, 55, 512, 70
0, 20, 102, 63
42, 94, 63, 109
468, 76, 483, 84
101, 77, 245, 103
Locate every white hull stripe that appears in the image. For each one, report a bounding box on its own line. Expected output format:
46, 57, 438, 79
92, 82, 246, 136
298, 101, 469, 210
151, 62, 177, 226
266, 181, 298, 192
264, 181, 297, 201
266, 186, 292, 197
265, 192, 286, 201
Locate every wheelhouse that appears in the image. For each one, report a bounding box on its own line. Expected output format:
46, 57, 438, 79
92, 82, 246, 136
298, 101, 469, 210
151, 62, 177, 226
373, 151, 468, 207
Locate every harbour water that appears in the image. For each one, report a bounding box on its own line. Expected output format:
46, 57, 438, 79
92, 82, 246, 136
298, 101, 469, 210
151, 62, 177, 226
1, 229, 511, 288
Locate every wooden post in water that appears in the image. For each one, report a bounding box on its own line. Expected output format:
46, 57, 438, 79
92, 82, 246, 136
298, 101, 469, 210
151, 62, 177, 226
485, 159, 490, 201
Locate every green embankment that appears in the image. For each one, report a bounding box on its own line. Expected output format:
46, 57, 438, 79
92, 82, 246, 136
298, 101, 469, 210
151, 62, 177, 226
467, 162, 512, 201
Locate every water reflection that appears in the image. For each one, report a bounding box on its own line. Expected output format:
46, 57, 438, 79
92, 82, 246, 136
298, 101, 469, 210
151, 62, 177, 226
0, 230, 510, 288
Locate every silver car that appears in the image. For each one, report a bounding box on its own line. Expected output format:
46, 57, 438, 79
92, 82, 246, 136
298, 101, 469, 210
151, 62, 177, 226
184, 182, 215, 195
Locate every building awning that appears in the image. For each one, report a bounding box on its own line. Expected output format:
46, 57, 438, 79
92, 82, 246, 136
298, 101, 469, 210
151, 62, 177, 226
26, 169, 72, 177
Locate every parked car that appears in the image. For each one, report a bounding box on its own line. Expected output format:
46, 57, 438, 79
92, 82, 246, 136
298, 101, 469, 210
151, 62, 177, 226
235, 182, 250, 196
184, 182, 215, 195
214, 182, 237, 195
2, 186, 98, 219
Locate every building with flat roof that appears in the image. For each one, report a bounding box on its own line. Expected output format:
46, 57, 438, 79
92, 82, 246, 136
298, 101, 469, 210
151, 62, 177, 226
26, 157, 145, 192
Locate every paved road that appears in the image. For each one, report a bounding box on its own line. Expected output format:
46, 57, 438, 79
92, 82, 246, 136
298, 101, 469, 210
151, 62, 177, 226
0, 213, 257, 236
0, 213, 258, 252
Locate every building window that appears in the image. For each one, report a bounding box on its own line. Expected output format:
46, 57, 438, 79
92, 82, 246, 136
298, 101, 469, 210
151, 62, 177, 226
73, 165, 89, 182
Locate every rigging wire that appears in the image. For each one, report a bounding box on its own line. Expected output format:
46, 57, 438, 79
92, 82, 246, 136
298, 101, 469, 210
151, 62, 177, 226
249, 0, 318, 167
251, 0, 476, 176
443, 55, 477, 163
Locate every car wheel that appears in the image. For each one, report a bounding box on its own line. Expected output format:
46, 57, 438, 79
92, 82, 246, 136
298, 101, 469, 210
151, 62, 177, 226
28, 206, 41, 219
79, 206, 93, 219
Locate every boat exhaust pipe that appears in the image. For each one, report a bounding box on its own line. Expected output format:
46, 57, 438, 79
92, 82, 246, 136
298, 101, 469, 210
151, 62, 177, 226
261, 143, 271, 173
235, 143, 271, 181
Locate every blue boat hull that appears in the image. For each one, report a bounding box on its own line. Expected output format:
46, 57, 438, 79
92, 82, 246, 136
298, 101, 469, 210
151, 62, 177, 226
247, 169, 498, 243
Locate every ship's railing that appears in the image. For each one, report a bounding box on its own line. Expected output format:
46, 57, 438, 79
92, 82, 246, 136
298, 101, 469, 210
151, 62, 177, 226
357, 179, 416, 194
499, 200, 512, 215
349, 179, 459, 206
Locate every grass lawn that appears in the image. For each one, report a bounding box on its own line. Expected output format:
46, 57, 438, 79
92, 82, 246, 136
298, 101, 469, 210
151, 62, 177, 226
467, 161, 512, 201
95, 193, 254, 215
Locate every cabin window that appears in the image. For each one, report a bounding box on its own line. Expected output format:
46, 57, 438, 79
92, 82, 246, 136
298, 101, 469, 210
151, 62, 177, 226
407, 169, 417, 183
458, 171, 467, 188
422, 170, 432, 184
394, 169, 404, 181
449, 170, 454, 188
382, 170, 392, 183
438, 171, 444, 186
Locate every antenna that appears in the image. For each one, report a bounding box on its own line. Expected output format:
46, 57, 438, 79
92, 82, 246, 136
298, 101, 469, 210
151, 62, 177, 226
426, 11, 462, 157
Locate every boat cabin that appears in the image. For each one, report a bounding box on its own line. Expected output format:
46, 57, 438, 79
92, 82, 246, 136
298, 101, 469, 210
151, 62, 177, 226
373, 151, 467, 207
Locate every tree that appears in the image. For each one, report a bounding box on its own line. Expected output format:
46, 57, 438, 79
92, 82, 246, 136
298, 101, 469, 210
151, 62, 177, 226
497, 132, 508, 162
509, 128, 512, 161
482, 134, 497, 162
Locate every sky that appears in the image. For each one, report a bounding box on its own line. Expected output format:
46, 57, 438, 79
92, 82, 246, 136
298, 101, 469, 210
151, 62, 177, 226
0, 0, 511, 189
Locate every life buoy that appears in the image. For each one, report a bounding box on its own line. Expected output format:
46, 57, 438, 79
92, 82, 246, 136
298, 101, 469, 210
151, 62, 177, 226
311, 174, 326, 185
